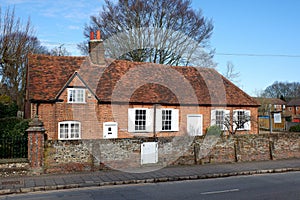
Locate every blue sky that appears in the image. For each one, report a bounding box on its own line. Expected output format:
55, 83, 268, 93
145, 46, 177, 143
2, 0, 300, 96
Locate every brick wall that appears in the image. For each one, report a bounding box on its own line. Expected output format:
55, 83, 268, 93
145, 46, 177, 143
43, 133, 300, 174
36, 100, 259, 140
31, 73, 259, 140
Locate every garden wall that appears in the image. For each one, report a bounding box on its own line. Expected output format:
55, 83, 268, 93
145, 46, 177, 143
43, 133, 300, 174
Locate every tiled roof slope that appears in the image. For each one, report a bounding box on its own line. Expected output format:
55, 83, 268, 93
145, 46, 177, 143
287, 98, 300, 106
254, 97, 286, 105
27, 54, 259, 106
27, 54, 84, 101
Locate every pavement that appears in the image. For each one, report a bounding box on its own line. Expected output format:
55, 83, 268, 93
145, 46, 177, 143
0, 158, 299, 196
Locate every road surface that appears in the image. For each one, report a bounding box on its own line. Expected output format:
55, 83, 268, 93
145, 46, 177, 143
1, 171, 299, 200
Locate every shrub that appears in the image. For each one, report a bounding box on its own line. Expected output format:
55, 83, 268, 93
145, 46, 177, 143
0, 117, 29, 159
0, 117, 30, 137
0, 102, 18, 118
206, 125, 222, 137
289, 124, 300, 132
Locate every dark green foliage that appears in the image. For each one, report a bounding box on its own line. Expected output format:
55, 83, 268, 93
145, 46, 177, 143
285, 116, 292, 122
0, 102, 18, 118
289, 124, 300, 132
0, 135, 28, 158
206, 125, 222, 137
0, 117, 29, 158
0, 117, 29, 137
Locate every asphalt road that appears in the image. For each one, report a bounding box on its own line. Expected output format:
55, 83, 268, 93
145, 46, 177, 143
1, 172, 300, 200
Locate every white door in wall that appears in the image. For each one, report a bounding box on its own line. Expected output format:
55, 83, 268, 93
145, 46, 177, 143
187, 114, 203, 136
141, 142, 158, 165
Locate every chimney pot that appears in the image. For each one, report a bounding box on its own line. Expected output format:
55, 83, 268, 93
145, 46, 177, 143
89, 30, 105, 65
96, 30, 101, 40
90, 31, 94, 40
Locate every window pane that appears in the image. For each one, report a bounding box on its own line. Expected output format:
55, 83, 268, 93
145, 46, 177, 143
68, 89, 85, 103
237, 111, 245, 129
68, 90, 75, 102
76, 90, 84, 102
135, 109, 146, 131
215, 110, 224, 129
60, 124, 69, 139
59, 122, 80, 139
70, 123, 75, 138
162, 109, 172, 131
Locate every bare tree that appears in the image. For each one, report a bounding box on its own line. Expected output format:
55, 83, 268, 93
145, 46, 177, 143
0, 6, 47, 109
223, 61, 240, 84
223, 111, 253, 135
263, 81, 300, 101
50, 44, 71, 56
79, 0, 215, 67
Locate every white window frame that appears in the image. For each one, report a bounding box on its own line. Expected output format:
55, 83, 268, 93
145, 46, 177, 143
58, 121, 81, 140
162, 109, 172, 131
128, 108, 179, 133
128, 108, 153, 133
211, 109, 230, 130
156, 108, 179, 132
233, 110, 251, 131
67, 88, 86, 103
135, 109, 147, 131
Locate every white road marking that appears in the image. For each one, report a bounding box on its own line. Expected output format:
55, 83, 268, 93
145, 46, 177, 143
201, 188, 240, 195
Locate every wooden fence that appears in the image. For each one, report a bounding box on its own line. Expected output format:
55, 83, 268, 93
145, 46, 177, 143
259, 116, 285, 130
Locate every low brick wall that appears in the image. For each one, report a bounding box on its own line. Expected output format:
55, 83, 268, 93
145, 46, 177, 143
43, 133, 300, 174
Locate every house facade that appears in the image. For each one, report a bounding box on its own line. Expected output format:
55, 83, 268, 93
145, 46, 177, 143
254, 97, 286, 116
25, 31, 259, 140
286, 99, 300, 122
254, 97, 287, 130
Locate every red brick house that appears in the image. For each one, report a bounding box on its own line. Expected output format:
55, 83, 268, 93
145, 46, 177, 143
286, 98, 300, 122
254, 97, 286, 116
25, 31, 259, 140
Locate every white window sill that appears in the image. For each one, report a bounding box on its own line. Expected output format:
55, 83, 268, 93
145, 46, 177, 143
58, 138, 81, 140
159, 130, 177, 132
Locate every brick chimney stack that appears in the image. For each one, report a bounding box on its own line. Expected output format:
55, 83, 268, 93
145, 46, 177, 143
89, 30, 105, 65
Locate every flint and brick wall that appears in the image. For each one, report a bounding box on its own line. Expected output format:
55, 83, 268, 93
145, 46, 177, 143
43, 132, 300, 174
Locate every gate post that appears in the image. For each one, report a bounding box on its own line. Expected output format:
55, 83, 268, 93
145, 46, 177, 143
26, 115, 45, 175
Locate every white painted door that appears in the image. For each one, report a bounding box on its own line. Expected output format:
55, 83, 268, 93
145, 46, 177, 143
103, 122, 118, 139
141, 142, 158, 164
187, 114, 203, 136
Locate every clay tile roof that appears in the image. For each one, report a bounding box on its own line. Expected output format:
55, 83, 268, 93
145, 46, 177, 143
287, 98, 300, 106
27, 54, 259, 106
27, 54, 85, 101
254, 97, 286, 105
